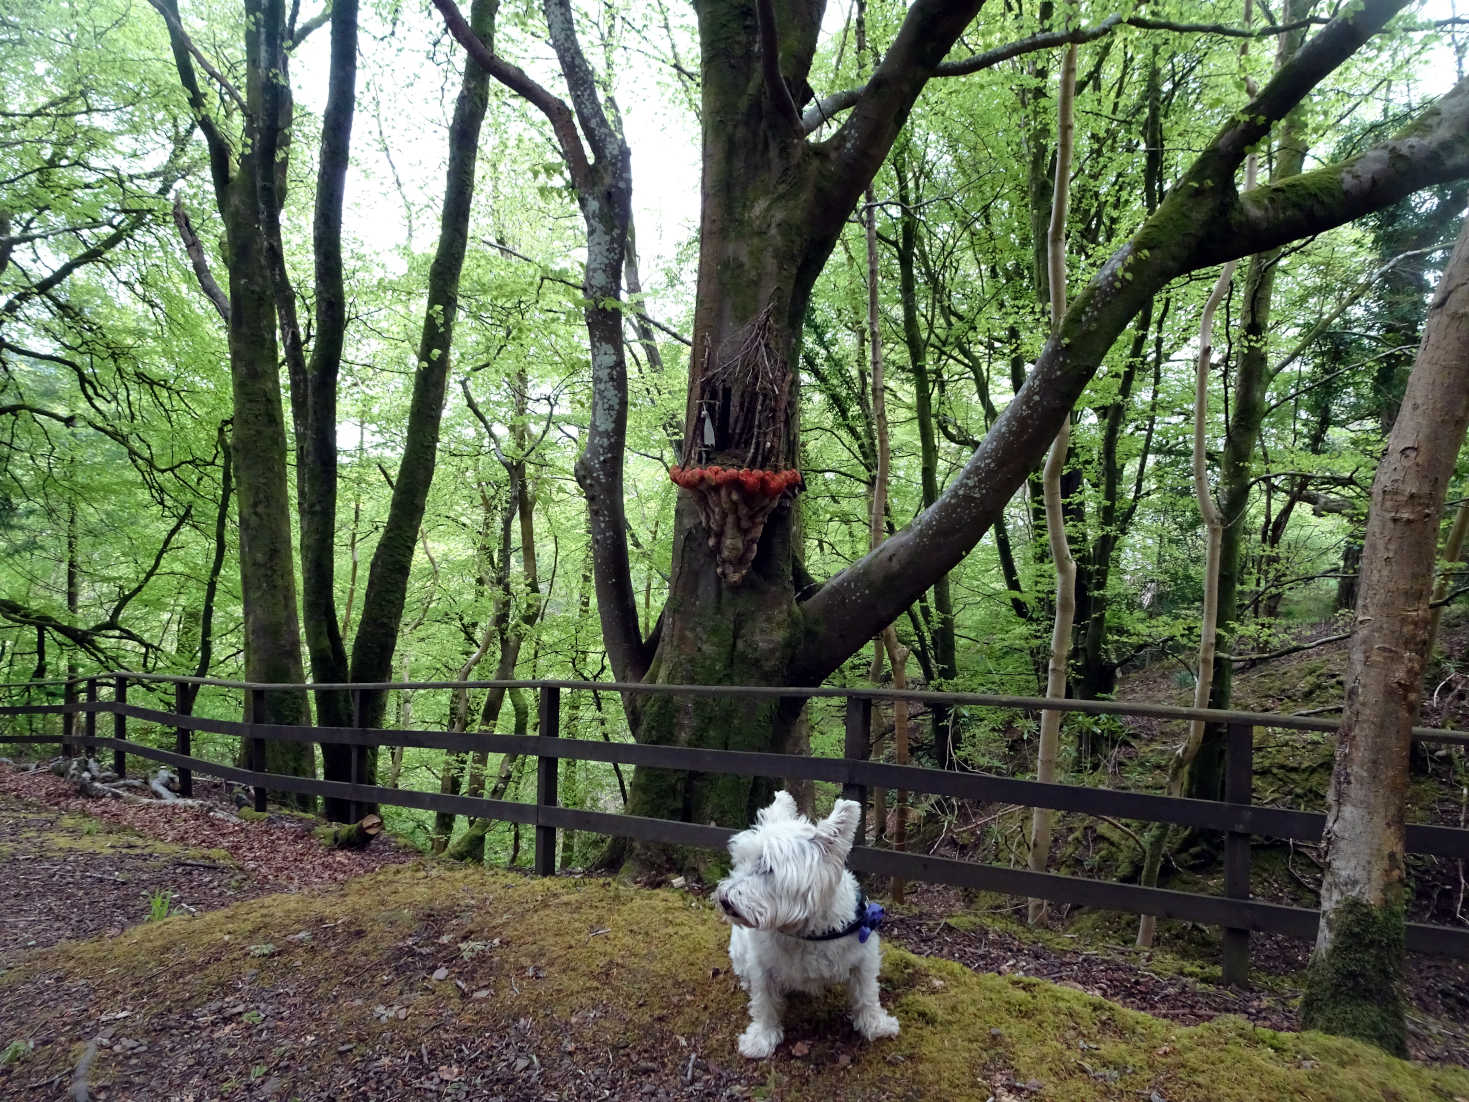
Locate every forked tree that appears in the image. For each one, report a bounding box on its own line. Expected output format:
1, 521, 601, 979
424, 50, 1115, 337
429, 0, 1469, 868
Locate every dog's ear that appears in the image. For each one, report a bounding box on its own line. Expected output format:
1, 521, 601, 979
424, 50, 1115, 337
757, 789, 799, 825
814, 799, 860, 863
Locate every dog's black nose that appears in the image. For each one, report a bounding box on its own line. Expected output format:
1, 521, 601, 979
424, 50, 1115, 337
720, 896, 736, 914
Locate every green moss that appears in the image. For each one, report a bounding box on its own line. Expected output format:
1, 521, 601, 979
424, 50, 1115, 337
1300, 898, 1408, 1057
5, 864, 1463, 1100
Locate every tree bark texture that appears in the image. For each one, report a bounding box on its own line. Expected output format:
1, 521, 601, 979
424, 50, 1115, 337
154, 0, 314, 779
1300, 214, 1469, 1054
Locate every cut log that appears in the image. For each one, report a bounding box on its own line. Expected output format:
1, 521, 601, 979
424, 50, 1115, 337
315, 814, 383, 850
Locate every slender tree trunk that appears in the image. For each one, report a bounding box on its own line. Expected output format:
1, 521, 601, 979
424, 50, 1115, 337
62, 501, 78, 752
1301, 214, 1469, 1054
1028, 44, 1077, 925
1137, 199, 1249, 948
1192, 3, 1311, 802
346, 0, 498, 791
894, 150, 957, 768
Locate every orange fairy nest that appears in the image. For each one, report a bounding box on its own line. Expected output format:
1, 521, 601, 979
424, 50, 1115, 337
668, 466, 804, 584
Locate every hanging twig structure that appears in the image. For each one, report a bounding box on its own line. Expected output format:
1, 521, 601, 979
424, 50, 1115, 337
672, 302, 803, 584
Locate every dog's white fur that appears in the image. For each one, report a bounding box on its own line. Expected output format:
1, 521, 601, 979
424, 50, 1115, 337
713, 791, 900, 1058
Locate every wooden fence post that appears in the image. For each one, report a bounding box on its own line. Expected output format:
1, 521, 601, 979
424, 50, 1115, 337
843, 696, 872, 845
349, 687, 363, 824
535, 684, 561, 876
249, 687, 267, 813
61, 676, 77, 759
1222, 721, 1254, 987
174, 681, 193, 797
112, 675, 127, 778
84, 678, 96, 752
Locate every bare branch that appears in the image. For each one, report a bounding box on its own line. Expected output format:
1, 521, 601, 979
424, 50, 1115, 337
801, 12, 1337, 133
106, 506, 193, 625
171, 195, 230, 323
429, 0, 592, 188
0, 403, 76, 426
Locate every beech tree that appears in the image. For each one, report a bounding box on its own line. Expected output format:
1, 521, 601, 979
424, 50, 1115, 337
426, 0, 1469, 867
1300, 214, 1469, 1054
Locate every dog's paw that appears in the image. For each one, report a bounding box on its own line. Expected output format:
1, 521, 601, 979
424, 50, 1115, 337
854, 1009, 900, 1041
738, 1023, 783, 1059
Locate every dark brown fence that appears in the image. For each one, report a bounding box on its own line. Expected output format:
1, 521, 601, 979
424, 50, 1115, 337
3, 672, 1468, 986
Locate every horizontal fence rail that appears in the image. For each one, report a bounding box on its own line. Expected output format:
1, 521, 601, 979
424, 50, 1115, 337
2, 673, 1468, 985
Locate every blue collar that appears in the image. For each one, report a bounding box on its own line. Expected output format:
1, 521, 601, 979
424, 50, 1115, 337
798, 892, 885, 943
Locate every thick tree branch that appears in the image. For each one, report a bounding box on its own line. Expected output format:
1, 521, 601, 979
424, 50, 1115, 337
794, 0, 1459, 683
429, 0, 592, 188
0, 403, 76, 426
543, 0, 624, 162
149, 0, 236, 201
144, 0, 247, 114
812, 0, 983, 237
0, 600, 122, 667
756, 0, 802, 131
171, 196, 230, 323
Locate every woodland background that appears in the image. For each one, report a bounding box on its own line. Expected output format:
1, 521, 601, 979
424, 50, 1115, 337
1, 0, 1467, 887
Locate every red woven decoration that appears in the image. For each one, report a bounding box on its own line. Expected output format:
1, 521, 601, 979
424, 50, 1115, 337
668, 466, 804, 583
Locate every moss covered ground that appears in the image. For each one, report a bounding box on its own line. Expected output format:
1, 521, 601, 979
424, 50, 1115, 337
3, 854, 1467, 1101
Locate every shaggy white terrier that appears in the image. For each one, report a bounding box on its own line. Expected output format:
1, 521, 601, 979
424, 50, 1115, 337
713, 791, 900, 1059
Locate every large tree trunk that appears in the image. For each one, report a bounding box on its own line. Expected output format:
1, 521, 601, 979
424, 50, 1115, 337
1300, 215, 1469, 1054
614, 1, 983, 867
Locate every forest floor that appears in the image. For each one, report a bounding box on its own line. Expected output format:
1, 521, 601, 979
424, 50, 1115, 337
2, 762, 1468, 1101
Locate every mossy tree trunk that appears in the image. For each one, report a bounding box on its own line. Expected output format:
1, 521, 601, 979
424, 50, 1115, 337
344, 0, 498, 815
155, 0, 313, 785
1301, 214, 1469, 1055
434, 0, 1469, 875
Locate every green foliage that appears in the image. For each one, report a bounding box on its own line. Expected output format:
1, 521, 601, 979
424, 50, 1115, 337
144, 888, 173, 922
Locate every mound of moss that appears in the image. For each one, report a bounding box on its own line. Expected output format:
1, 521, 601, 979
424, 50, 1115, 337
3, 862, 1466, 1101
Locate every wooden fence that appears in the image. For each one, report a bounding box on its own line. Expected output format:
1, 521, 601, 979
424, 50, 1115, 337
3, 672, 1468, 986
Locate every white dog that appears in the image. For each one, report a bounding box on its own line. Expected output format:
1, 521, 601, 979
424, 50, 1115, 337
713, 791, 900, 1058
